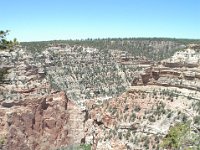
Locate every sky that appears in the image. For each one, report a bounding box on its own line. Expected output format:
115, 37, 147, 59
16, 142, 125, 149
0, 0, 200, 41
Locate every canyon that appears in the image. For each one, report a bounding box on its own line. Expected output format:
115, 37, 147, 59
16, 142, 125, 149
0, 39, 200, 149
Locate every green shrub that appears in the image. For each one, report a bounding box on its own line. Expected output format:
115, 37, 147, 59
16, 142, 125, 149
0, 136, 5, 145
160, 122, 190, 149
118, 132, 122, 140
148, 115, 156, 122
167, 112, 173, 118
130, 112, 136, 122
194, 116, 200, 125
0, 68, 8, 83
134, 105, 141, 112
57, 144, 91, 150
79, 144, 91, 150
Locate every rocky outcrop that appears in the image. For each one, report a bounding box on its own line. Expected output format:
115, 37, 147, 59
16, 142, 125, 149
0, 91, 85, 150
141, 73, 151, 85
163, 62, 184, 68
132, 66, 200, 92
1, 41, 199, 149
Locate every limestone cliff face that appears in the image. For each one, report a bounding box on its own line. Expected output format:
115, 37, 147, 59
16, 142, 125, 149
0, 91, 85, 150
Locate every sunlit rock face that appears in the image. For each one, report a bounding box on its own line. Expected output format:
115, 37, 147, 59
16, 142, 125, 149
0, 91, 85, 150
1, 41, 200, 149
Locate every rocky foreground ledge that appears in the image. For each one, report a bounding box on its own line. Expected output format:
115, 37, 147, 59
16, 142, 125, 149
0, 91, 87, 150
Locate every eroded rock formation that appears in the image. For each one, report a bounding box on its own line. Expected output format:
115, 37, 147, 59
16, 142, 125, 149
0, 91, 85, 150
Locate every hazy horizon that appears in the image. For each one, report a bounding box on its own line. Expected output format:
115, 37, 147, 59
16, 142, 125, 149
1, 0, 200, 42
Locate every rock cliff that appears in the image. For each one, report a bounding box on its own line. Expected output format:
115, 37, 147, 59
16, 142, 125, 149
0, 91, 85, 150
1, 42, 200, 149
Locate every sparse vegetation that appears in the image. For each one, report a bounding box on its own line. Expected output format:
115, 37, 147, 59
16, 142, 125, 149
160, 122, 190, 149
0, 135, 6, 149
57, 144, 91, 150
79, 144, 91, 150
130, 112, 136, 122
148, 115, 156, 122
194, 116, 200, 125
0, 68, 8, 84
1, 34, 200, 150
134, 105, 141, 112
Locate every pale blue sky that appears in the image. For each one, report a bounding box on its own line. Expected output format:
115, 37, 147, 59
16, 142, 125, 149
1, 0, 199, 41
